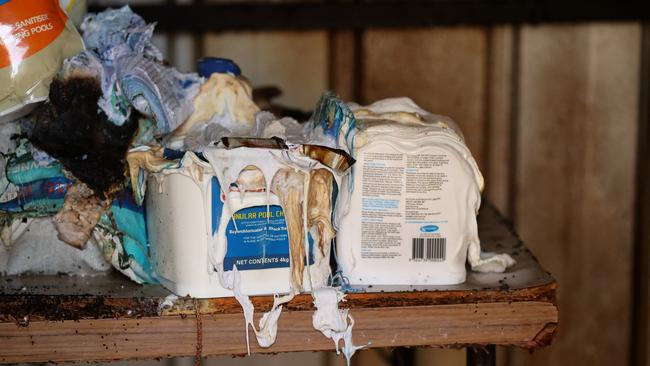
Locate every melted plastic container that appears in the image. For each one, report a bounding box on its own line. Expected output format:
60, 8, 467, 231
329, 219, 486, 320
336, 98, 511, 286
146, 148, 333, 298
146, 162, 294, 298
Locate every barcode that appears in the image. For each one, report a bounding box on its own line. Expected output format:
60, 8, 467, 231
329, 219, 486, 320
411, 238, 446, 261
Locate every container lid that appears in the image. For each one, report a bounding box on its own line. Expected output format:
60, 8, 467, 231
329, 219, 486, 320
197, 57, 242, 78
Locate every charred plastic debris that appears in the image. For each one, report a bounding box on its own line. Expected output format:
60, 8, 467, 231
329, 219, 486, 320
28, 76, 140, 198
0, 4, 514, 364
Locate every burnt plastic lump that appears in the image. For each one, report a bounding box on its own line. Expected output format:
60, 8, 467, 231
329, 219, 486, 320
25, 76, 139, 198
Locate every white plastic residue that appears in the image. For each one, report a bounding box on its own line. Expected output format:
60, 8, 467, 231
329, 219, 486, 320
202, 146, 365, 360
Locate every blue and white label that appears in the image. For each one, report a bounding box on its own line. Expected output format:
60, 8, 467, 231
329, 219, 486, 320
223, 205, 291, 271
211, 177, 314, 272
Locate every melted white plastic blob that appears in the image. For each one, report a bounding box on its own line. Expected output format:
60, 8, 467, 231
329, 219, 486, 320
312, 287, 368, 365
158, 294, 179, 313
468, 251, 517, 272
220, 266, 291, 352
172, 72, 259, 142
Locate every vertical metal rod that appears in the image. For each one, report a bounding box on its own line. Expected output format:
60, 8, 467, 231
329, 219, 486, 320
192, 0, 205, 68
467, 345, 496, 366
327, 30, 337, 91
350, 0, 365, 104
352, 27, 364, 103
630, 21, 650, 366
506, 25, 521, 223
165, 0, 177, 67
481, 25, 494, 180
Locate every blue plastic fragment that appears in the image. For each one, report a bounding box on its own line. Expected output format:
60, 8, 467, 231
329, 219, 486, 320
197, 57, 242, 78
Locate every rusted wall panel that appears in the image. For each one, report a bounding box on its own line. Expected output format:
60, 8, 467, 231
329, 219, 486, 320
362, 28, 488, 170
204, 31, 328, 110
510, 23, 640, 366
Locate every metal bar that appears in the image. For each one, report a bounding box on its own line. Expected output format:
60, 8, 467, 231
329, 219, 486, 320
164, 0, 176, 67
506, 25, 521, 222
352, 28, 364, 103
630, 22, 650, 366
89, 1, 650, 32
192, 0, 205, 68
466, 345, 496, 366
481, 26, 494, 183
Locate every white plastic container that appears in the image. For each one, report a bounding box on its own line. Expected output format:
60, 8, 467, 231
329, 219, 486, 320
146, 154, 294, 298
336, 98, 512, 286
146, 148, 336, 298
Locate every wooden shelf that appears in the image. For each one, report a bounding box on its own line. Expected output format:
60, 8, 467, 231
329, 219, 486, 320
0, 204, 557, 364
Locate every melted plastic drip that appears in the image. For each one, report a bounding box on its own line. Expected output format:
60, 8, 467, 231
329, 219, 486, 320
156, 155, 272, 353
311, 288, 368, 366
307, 169, 335, 286
188, 147, 363, 362
302, 172, 313, 288
301, 171, 365, 365
203, 149, 301, 352
271, 168, 306, 289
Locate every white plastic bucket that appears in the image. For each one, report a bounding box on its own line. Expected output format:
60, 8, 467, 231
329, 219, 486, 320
146, 148, 335, 298
336, 98, 486, 286
146, 158, 294, 298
